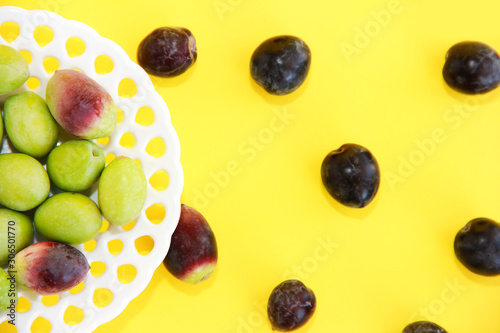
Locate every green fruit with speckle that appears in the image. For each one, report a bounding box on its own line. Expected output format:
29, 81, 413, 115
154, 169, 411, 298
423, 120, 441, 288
0, 209, 33, 265
0, 153, 50, 211
4, 91, 58, 158
0, 269, 16, 312
34, 192, 102, 245
0, 45, 29, 95
98, 156, 147, 226
0, 111, 3, 143
47, 140, 105, 192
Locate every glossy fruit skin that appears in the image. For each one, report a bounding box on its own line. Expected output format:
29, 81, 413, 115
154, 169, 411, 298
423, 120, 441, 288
163, 204, 217, 284
34, 193, 102, 245
0, 153, 50, 211
47, 140, 105, 192
98, 156, 147, 226
0, 269, 16, 312
321, 143, 380, 208
0, 209, 34, 265
4, 91, 58, 158
137, 27, 197, 77
442, 41, 500, 94
0, 44, 29, 95
10, 241, 89, 295
46, 69, 117, 139
250, 35, 311, 95
0, 108, 3, 143
267, 280, 316, 332
454, 217, 500, 276
402, 321, 448, 333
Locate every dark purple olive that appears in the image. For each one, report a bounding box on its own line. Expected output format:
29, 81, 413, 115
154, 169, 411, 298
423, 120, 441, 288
163, 204, 217, 284
403, 321, 448, 333
454, 217, 500, 276
267, 280, 316, 332
9, 241, 89, 295
137, 27, 197, 77
250, 35, 311, 95
321, 143, 380, 208
442, 41, 500, 94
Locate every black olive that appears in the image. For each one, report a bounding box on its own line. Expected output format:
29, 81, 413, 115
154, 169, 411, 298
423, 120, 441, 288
137, 27, 197, 78
442, 41, 500, 94
250, 35, 311, 95
267, 280, 316, 332
321, 143, 380, 208
402, 321, 448, 333
454, 217, 500, 276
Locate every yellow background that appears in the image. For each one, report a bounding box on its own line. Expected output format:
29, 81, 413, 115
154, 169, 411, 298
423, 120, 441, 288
2, 0, 500, 332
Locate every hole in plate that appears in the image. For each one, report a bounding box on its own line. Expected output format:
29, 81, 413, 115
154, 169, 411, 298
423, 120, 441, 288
149, 170, 169, 191
0, 320, 17, 332
0, 22, 20, 42
105, 153, 116, 164
26, 77, 40, 90
100, 219, 109, 233
63, 306, 84, 326
122, 219, 136, 231
145, 137, 165, 158
68, 281, 85, 295
41, 294, 59, 307
33, 26, 54, 47
117, 264, 137, 284
119, 132, 135, 148
30, 317, 52, 333
96, 137, 110, 145
19, 50, 32, 64
16, 296, 30, 312
65, 36, 86, 57
116, 107, 124, 123
135, 235, 154, 255
135, 106, 155, 126
84, 239, 97, 252
42, 56, 59, 74
118, 78, 137, 98
145, 203, 165, 224
107, 239, 124, 255
93, 288, 113, 308
91, 261, 106, 277
94, 54, 114, 74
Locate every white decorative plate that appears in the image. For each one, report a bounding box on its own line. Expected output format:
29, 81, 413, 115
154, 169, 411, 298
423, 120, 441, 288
0, 6, 183, 333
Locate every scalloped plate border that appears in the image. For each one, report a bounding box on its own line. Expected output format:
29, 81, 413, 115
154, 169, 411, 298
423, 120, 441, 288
0, 6, 183, 333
